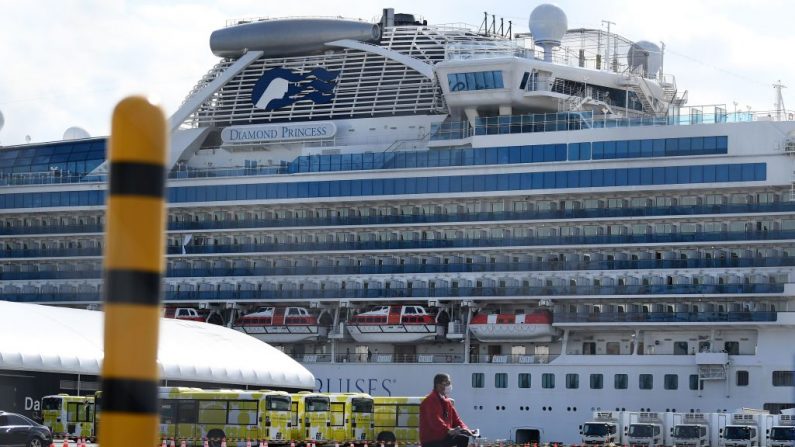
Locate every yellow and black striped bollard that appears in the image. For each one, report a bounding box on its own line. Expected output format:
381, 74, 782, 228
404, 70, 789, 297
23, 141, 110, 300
101, 96, 168, 447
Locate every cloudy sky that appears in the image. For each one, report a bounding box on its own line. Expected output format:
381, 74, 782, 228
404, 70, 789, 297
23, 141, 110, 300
0, 0, 792, 146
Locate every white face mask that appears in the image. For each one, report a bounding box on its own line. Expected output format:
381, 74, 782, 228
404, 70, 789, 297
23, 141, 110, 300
443, 384, 452, 396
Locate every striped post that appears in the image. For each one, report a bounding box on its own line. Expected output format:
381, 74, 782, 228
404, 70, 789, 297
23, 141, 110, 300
100, 96, 168, 447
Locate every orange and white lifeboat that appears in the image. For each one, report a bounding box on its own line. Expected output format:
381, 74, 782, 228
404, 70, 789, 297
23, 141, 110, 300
347, 305, 436, 343
469, 309, 556, 342
233, 306, 319, 343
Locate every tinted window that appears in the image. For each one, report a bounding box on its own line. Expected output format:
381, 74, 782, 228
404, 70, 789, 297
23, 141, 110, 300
6, 415, 31, 426
614, 374, 628, 389
737, 370, 749, 387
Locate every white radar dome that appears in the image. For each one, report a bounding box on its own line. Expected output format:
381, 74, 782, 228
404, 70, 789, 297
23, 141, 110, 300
529, 4, 568, 45
63, 126, 90, 140
628, 40, 662, 77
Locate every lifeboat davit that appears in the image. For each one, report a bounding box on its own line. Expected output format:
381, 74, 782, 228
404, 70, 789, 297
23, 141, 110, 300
233, 306, 319, 343
347, 305, 436, 343
469, 309, 556, 342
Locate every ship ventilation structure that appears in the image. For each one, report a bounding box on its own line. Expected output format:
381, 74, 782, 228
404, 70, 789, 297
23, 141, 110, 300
529, 4, 568, 62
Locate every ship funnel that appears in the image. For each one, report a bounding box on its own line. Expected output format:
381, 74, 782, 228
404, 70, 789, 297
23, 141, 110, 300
529, 4, 568, 62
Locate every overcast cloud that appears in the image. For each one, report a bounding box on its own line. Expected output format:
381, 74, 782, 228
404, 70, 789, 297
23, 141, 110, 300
0, 0, 792, 145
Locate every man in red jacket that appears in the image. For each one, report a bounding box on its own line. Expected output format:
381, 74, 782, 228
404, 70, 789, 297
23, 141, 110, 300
419, 373, 473, 447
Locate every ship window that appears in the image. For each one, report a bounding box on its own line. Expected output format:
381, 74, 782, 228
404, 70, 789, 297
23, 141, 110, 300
689, 374, 701, 390
472, 373, 484, 388
736, 370, 749, 386
518, 373, 531, 388
566, 373, 579, 389
542, 373, 555, 389
772, 371, 795, 386
639, 374, 653, 390
614, 374, 628, 390
590, 374, 603, 389
495, 373, 508, 388
664, 374, 678, 390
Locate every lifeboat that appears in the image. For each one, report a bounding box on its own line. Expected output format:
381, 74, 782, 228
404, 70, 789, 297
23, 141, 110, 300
469, 309, 557, 342
346, 305, 436, 343
233, 306, 319, 343
163, 306, 206, 322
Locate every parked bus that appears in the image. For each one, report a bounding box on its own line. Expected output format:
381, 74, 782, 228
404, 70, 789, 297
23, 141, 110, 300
371, 396, 423, 444
290, 392, 332, 444
158, 387, 293, 447
328, 393, 375, 444
41, 394, 95, 440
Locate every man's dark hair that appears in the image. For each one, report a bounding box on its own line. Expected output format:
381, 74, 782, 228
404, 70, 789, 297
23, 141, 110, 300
434, 373, 451, 386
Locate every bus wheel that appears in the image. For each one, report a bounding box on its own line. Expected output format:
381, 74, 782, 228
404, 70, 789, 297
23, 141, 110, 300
207, 429, 225, 447
376, 432, 396, 444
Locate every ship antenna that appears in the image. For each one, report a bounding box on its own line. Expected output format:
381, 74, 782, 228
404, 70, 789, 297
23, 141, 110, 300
774, 80, 787, 121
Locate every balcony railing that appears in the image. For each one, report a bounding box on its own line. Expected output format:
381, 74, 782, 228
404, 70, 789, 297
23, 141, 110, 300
10, 229, 788, 259
3, 256, 793, 281
2, 283, 784, 304
3, 200, 794, 238
294, 352, 559, 364
555, 311, 778, 323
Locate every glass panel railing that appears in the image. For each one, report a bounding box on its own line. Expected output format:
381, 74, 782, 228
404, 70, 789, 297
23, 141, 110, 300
7, 256, 791, 281
5, 201, 790, 236
1, 283, 784, 304
555, 311, 778, 323
3, 229, 793, 259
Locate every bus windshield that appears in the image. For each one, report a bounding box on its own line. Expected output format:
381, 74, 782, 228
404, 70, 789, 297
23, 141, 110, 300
266, 396, 291, 411
42, 398, 62, 411
305, 397, 329, 412
352, 398, 373, 413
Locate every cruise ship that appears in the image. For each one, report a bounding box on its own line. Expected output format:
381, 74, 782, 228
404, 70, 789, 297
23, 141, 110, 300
1, 4, 794, 444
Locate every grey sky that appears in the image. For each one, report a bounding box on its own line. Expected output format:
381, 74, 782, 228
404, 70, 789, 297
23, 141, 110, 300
0, 0, 792, 146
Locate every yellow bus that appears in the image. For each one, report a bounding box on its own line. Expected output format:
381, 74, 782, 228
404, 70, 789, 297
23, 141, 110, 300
327, 393, 374, 444
371, 396, 423, 444
41, 394, 95, 440
290, 392, 332, 444
158, 387, 293, 447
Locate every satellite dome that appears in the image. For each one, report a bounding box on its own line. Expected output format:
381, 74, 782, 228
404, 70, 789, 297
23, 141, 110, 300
529, 4, 568, 62
628, 40, 662, 77
63, 126, 90, 140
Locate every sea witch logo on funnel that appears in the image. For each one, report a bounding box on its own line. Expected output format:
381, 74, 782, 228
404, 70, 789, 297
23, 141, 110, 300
251, 67, 339, 110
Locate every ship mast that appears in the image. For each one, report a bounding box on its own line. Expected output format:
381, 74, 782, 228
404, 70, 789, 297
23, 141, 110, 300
774, 80, 787, 121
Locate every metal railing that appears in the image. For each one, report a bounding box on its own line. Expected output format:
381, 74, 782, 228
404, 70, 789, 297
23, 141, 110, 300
555, 311, 779, 323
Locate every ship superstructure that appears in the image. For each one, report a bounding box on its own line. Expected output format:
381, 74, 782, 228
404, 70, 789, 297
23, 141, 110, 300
1, 4, 795, 444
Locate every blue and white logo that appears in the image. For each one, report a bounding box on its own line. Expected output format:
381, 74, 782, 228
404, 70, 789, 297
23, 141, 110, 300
251, 67, 339, 111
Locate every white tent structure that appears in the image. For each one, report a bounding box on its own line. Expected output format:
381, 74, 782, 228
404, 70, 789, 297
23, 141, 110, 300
0, 301, 315, 390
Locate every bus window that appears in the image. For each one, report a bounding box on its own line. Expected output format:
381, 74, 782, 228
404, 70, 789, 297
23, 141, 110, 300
352, 398, 373, 413
42, 398, 61, 411
266, 396, 291, 411
160, 401, 176, 424
177, 401, 198, 424
305, 397, 329, 412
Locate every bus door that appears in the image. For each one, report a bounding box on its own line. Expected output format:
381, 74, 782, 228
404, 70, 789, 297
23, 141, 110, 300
290, 402, 299, 441
176, 400, 198, 441
328, 402, 346, 442
65, 401, 82, 437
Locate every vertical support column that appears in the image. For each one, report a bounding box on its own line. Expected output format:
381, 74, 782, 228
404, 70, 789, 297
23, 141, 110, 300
463, 306, 473, 364
101, 96, 168, 447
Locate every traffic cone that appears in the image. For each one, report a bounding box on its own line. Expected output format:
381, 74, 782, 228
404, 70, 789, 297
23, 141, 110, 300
171, 439, 176, 447
290, 441, 295, 447
162, 439, 167, 447
204, 439, 209, 447
181, 440, 187, 447
247, 439, 252, 447
262, 441, 268, 447
221, 438, 227, 447
62, 440, 68, 447
381, 442, 385, 447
